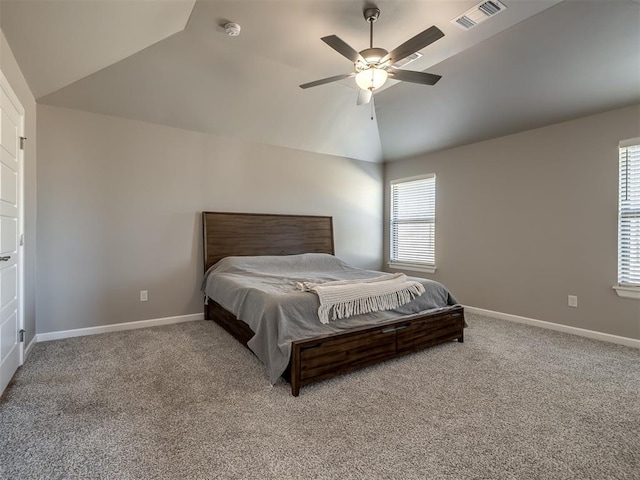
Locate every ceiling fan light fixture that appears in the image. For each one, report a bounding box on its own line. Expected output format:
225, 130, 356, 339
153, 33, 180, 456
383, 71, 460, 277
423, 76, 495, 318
355, 67, 388, 91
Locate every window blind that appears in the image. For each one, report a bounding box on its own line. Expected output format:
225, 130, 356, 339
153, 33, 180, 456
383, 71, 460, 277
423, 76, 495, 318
390, 175, 436, 266
619, 139, 640, 286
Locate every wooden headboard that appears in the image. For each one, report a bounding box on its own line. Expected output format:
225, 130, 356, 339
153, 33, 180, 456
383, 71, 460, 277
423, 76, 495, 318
203, 212, 334, 270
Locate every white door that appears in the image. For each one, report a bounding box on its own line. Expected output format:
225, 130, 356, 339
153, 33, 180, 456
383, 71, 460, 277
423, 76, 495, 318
0, 71, 23, 397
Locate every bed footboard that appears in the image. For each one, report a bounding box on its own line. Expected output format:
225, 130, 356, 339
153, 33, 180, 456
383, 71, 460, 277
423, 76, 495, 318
207, 301, 464, 396
287, 306, 464, 396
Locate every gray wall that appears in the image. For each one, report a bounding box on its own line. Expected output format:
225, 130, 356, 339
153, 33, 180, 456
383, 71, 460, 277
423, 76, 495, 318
0, 28, 37, 346
37, 105, 383, 334
384, 104, 640, 339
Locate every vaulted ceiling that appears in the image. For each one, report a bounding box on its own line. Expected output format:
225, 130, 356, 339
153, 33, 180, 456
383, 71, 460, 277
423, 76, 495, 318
1, 0, 639, 162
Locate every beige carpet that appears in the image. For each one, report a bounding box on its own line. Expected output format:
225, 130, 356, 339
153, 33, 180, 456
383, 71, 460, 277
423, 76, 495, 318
1, 313, 638, 479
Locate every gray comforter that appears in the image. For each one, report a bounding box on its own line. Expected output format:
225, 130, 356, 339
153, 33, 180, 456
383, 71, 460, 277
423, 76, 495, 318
202, 253, 459, 383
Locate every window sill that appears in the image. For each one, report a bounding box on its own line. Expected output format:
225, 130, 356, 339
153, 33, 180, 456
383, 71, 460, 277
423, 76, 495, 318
388, 262, 437, 274
613, 285, 640, 300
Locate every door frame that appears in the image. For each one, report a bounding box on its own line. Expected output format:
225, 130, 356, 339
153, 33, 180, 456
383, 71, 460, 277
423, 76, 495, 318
0, 68, 26, 366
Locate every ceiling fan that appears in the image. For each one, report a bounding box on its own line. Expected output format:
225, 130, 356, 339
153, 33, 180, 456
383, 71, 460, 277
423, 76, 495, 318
299, 7, 444, 105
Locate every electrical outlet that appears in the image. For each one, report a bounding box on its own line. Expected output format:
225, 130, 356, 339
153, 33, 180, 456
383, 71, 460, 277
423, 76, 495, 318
568, 295, 578, 308
140, 290, 148, 302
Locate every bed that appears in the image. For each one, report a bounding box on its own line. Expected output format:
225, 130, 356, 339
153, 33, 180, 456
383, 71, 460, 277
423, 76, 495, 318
202, 211, 464, 396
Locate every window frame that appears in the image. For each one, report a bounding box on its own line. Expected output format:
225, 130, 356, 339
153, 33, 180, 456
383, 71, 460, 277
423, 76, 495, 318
388, 174, 437, 274
614, 137, 640, 300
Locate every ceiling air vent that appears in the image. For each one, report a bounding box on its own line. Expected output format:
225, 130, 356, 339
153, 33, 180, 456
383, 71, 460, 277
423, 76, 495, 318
452, 0, 507, 31
392, 51, 423, 69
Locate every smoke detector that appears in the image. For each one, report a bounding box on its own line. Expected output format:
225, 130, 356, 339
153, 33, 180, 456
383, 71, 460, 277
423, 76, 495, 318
224, 22, 241, 36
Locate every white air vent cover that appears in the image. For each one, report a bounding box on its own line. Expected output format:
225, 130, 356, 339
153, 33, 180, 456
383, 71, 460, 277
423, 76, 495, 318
392, 51, 423, 68
452, 0, 507, 30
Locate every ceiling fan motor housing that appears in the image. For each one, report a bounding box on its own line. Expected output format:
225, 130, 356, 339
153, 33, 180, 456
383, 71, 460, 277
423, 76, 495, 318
357, 47, 389, 69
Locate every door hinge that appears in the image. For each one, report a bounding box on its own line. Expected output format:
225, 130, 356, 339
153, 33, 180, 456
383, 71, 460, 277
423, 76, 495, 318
19, 329, 25, 342
19, 234, 24, 246
19, 137, 26, 150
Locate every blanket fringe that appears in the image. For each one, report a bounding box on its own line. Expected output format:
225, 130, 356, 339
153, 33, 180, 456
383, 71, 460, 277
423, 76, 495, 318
318, 283, 424, 324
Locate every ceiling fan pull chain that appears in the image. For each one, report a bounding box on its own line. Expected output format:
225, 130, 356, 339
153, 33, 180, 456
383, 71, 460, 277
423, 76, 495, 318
371, 92, 374, 120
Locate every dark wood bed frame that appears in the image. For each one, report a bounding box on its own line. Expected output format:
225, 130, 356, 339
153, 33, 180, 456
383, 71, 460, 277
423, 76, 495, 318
203, 211, 464, 396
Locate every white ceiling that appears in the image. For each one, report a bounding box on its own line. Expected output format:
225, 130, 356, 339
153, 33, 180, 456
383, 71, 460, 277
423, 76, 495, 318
0, 0, 196, 98
1, 0, 639, 162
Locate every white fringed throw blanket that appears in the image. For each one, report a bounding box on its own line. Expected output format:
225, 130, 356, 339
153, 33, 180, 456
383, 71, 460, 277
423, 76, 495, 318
297, 273, 426, 324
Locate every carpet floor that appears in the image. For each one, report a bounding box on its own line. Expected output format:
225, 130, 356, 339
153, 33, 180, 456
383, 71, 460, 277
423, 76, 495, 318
0, 313, 638, 480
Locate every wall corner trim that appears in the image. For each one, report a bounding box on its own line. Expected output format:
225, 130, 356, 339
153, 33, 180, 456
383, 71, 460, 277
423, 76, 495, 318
23, 335, 37, 360
464, 306, 640, 349
35, 313, 204, 343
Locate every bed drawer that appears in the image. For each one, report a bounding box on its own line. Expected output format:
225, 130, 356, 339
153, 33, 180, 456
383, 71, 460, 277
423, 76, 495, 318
396, 311, 463, 354
298, 328, 397, 381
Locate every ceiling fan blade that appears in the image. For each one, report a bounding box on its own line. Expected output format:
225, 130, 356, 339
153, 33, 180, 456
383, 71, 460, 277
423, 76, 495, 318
388, 69, 442, 85
381, 26, 444, 64
299, 72, 355, 89
322, 35, 365, 63
356, 88, 372, 106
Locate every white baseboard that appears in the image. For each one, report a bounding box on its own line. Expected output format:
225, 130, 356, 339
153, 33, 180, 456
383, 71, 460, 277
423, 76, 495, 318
31, 307, 639, 348
464, 306, 640, 349
36, 313, 204, 343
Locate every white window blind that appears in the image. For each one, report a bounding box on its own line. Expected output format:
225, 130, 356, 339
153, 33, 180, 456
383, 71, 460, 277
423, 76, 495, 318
619, 139, 640, 286
390, 175, 436, 266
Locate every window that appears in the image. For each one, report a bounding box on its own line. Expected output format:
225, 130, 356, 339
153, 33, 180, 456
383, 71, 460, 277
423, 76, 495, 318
389, 175, 436, 273
616, 138, 640, 299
